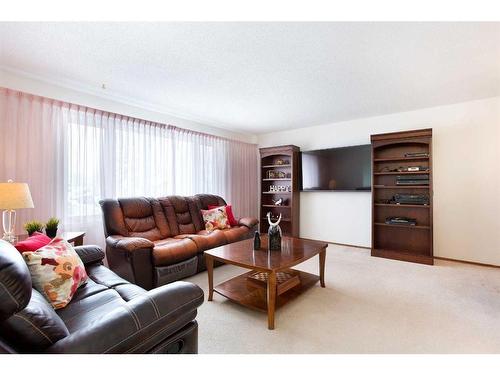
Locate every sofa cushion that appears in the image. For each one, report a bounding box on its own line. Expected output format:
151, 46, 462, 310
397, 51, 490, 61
177, 230, 227, 253
201, 207, 231, 232
152, 238, 198, 267
159, 196, 202, 235
57, 264, 148, 333
118, 197, 165, 241
208, 204, 238, 226
57, 289, 126, 333
195, 194, 227, 210
70, 278, 108, 303
22, 238, 88, 310
0, 240, 32, 320
85, 264, 146, 301
14, 232, 52, 253
0, 289, 69, 352
221, 226, 251, 243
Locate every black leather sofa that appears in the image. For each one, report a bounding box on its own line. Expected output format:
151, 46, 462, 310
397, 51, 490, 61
0, 239, 203, 354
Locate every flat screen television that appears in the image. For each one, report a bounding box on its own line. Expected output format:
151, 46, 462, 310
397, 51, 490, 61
300, 144, 371, 191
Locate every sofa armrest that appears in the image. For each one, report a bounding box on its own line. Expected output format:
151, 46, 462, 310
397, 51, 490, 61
74, 245, 105, 265
45, 281, 204, 354
106, 235, 154, 252
105, 235, 155, 290
238, 217, 259, 229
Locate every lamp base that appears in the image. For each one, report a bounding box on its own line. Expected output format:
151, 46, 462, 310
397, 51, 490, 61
1, 232, 16, 244
2, 209, 17, 244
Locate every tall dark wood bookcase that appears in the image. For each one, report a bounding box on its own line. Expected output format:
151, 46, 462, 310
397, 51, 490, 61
371, 129, 433, 265
259, 145, 300, 237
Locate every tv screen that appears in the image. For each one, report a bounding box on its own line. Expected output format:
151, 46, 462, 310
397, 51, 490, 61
300, 145, 371, 191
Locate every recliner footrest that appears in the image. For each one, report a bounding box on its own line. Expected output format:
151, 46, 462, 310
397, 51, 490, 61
155, 256, 198, 285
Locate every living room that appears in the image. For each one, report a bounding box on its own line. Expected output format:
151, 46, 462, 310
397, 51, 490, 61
1, 1, 500, 372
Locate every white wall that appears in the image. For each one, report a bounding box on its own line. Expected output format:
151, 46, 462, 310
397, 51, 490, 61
0, 68, 257, 143
258, 97, 500, 265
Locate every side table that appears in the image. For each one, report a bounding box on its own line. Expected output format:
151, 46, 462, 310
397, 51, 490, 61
15, 231, 86, 246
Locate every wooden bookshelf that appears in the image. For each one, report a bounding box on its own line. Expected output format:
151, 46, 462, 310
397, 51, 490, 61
259, 145, 300, 237
371, 129, 433, 265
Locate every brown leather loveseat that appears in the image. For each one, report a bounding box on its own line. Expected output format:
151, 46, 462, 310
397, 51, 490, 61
0, 240, 203, 354
100, 194, 258, 290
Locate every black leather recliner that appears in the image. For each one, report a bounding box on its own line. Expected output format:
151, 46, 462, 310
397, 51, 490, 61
0, 239, 203, 353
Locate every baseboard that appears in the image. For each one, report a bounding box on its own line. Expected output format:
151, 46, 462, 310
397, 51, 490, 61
433, 256, 500, 269
303, 238, 500, 269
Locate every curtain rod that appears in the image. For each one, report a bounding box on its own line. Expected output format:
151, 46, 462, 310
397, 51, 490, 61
1, 87, 257, 146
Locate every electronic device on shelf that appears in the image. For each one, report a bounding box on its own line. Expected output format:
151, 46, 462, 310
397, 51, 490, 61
393, 193, 429, 205
385, 217, 417, 226
406, 166, 429, 172
396, 175, 430, 185
378, 165, 429, 173
404, 152, 429, 158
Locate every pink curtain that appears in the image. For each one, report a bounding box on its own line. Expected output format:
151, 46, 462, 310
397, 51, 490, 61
0, 88, 258, 247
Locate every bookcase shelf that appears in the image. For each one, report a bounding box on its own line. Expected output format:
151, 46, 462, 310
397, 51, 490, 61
373, 171, 430, 175
374, 185, 430, 189
261, 164, 292, 168
374, 203, 430, 208
373, 156, 429, 162
259, 145, 300, 236
262, 204, 291, 208
371, 129, 433, 265
374, 223, 430, 230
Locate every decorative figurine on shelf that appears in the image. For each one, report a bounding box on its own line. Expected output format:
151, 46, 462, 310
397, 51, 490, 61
253, 231, 261, 250
272, 198, 284, 206
267, 212, 282, 251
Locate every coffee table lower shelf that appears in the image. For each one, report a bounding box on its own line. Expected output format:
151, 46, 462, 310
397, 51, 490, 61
213, 269, 320, 313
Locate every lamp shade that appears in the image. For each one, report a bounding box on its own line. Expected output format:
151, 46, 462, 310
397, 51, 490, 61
0, 181, 34, 209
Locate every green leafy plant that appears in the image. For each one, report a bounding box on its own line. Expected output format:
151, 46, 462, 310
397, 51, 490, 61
24, 220, 44, 236
44, 217, 60, 238
45, 217, 60, 231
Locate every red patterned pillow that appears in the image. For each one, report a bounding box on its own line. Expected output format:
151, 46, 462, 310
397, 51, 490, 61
201, 207, 231, 232
22, 237, 88, 309
14, 232, 52, 253
208, 204, 238, 226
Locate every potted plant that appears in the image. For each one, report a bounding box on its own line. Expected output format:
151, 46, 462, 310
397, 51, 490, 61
24, 220, 44, 236
45, 217, 60, 238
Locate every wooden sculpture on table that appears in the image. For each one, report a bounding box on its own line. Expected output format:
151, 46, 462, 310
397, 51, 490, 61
267, 212, 282, 251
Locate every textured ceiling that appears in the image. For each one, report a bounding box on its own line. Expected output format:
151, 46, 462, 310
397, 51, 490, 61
1, 22, 499, 134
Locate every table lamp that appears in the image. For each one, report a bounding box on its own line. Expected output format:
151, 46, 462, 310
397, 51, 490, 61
0, 180, 34, 243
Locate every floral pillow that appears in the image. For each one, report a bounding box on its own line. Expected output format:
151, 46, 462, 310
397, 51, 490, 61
22, 237, 88, 309
201, 207, 231, 232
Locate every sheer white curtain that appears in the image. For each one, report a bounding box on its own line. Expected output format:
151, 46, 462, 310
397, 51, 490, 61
0, 88, 258, 247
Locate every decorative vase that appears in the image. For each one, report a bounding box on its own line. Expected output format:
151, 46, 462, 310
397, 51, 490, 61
253, 231, 261, 250
267, 213, 282, 251
45, 228, 58, 238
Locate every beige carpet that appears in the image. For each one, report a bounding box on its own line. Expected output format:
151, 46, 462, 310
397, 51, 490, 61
185, 244, 500, 353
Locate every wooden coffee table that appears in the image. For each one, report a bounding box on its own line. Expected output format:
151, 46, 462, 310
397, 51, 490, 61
205, 236, 328, 330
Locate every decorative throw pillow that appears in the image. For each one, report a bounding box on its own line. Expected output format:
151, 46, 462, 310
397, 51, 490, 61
208, 204, 239, 227
14, 232, 52, 253
201, 207, 231, 232
22, 237, 88, 309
